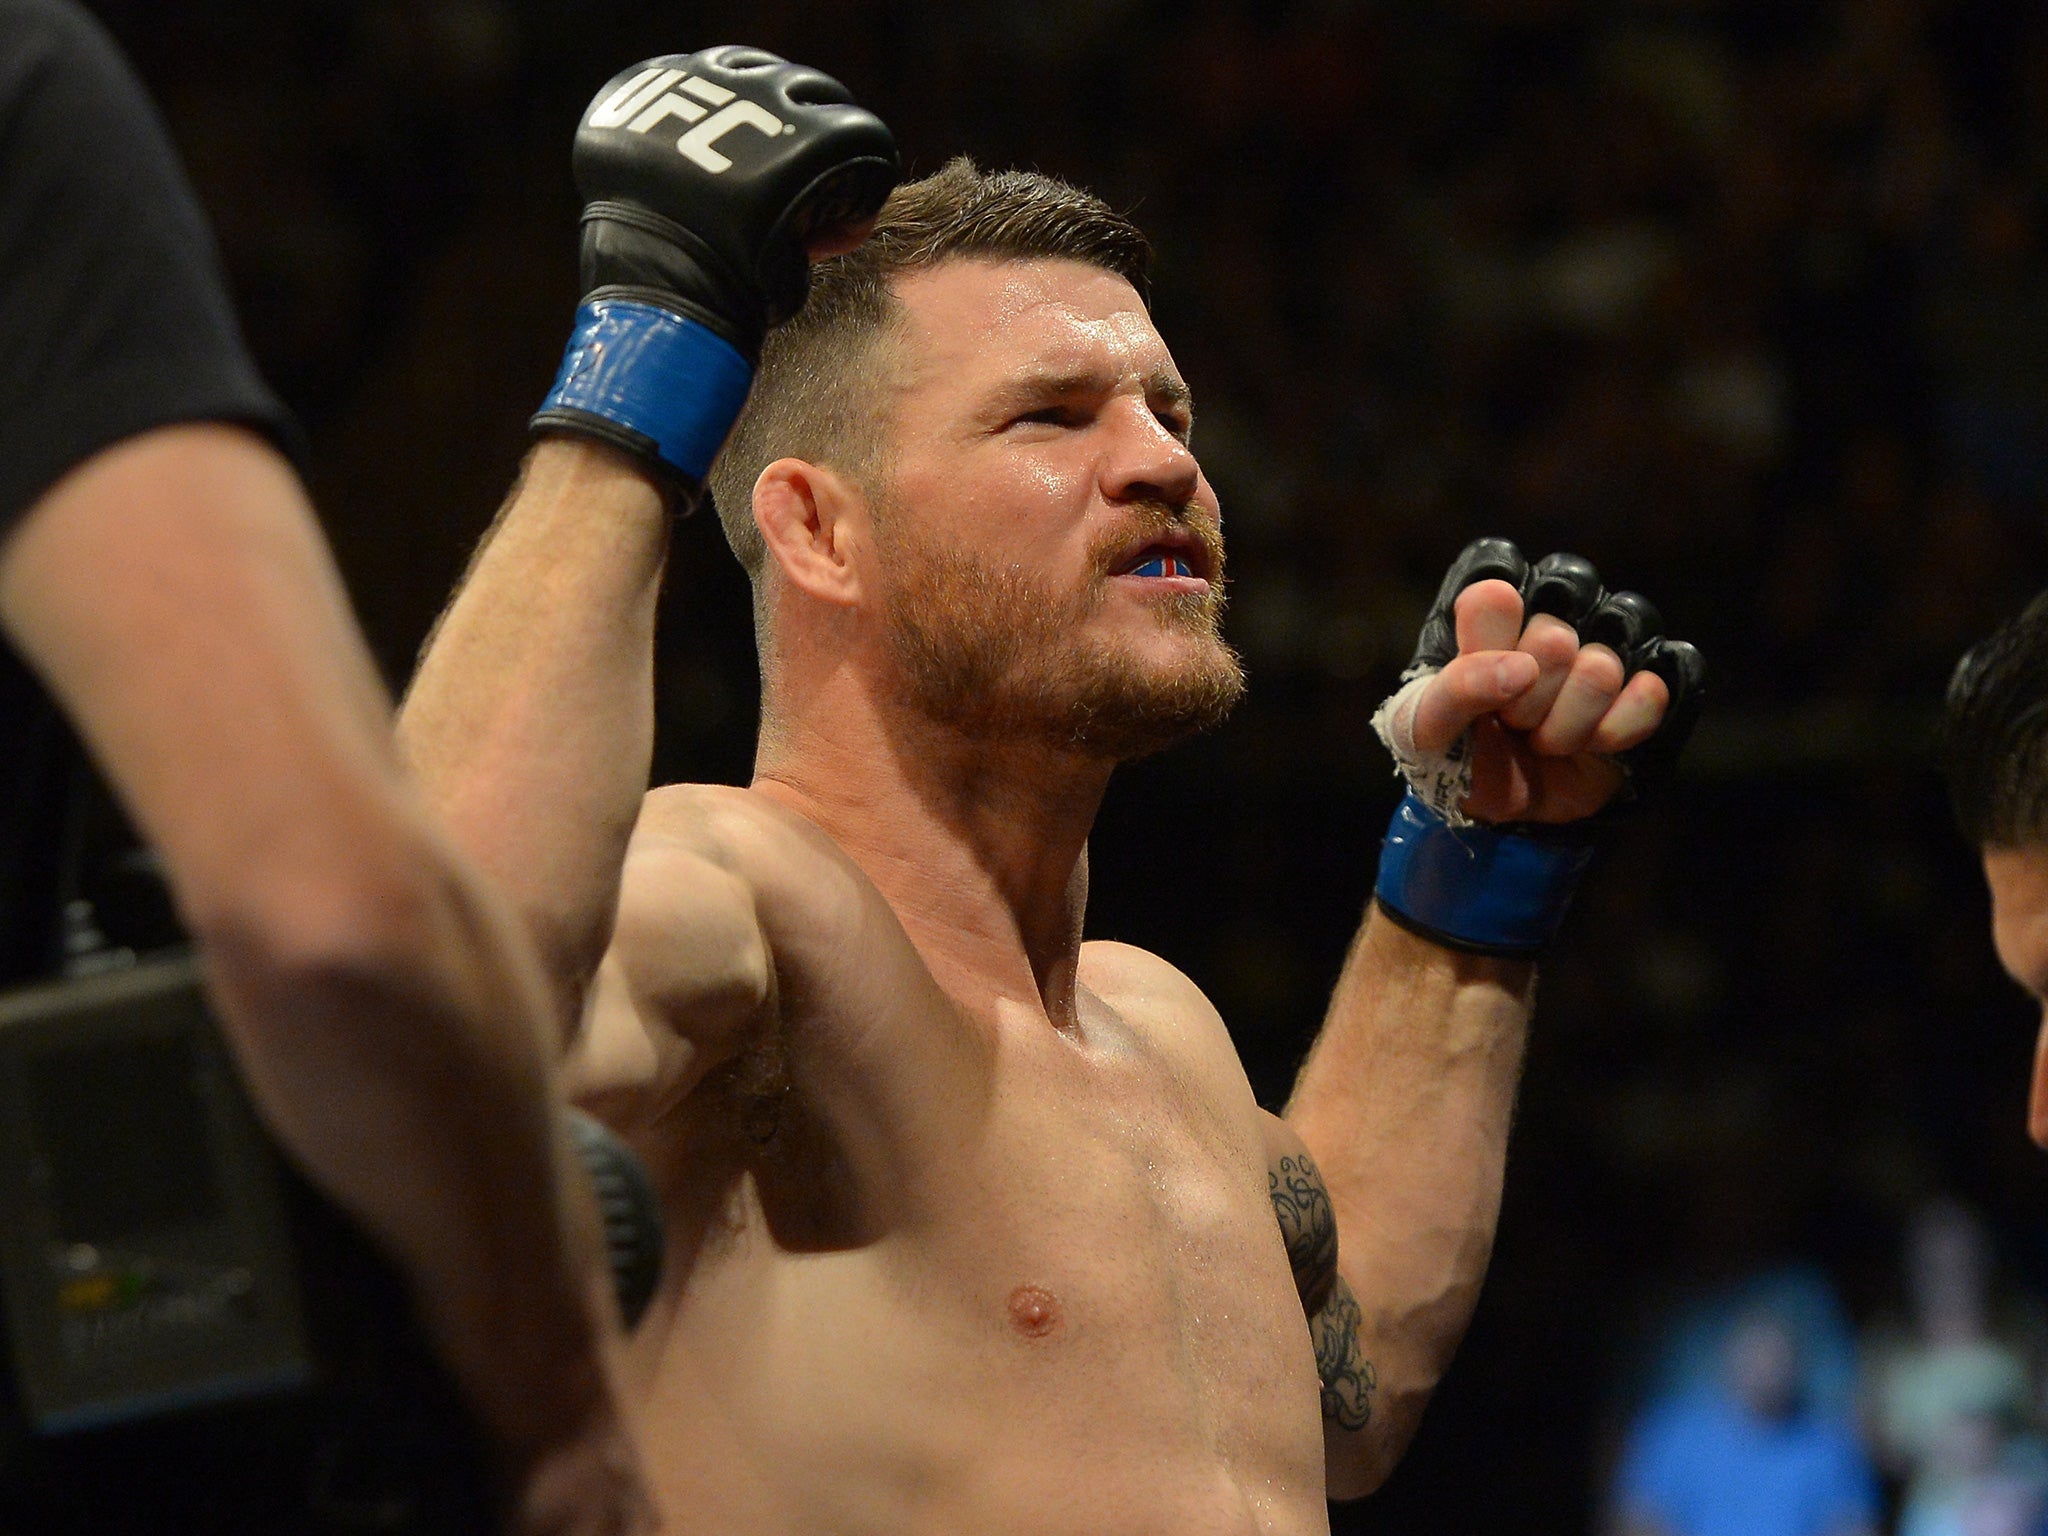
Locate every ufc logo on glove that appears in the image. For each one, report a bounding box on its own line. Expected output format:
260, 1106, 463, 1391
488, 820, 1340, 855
587, 65, 793, 173
534, 47, 899, 492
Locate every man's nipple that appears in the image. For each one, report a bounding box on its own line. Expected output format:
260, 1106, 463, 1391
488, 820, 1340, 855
1006, 1284, 1063, 1340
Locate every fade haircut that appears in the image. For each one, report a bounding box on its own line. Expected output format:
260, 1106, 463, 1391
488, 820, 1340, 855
705, 157, 1153, 579
1942, 588, 2048, 848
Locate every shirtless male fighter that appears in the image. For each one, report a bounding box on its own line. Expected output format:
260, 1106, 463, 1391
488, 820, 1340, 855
399, 48, 1704, 1534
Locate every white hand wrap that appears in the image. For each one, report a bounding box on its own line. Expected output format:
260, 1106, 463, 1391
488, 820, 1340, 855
1369, 666, 1475, 828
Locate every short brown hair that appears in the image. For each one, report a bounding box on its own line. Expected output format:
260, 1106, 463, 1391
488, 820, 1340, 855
705, 158, 1153, 578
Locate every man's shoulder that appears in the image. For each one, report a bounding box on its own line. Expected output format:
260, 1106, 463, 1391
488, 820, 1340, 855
1080, 940, 1248, 1089
614, 786, 980, 1113
637, 783, 860, 884
1078, 940, 1213, 1019
628, 783, 898, 951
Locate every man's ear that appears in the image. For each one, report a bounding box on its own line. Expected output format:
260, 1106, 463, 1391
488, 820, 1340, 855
752, 458, 871, 606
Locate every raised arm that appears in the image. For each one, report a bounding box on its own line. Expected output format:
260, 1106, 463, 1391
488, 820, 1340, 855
0, 424, 645, 1533
1283, 914, 1532, 1496
398, 48, 897, 1030
400, 439, 672, 1026
1286, 539, 1703, 1497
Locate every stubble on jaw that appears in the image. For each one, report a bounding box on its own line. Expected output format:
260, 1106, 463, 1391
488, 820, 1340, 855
875, 502, 1247, 761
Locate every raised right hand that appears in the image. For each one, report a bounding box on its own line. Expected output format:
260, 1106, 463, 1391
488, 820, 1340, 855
531, 47, 899, 496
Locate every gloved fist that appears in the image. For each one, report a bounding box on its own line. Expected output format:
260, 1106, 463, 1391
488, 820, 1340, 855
1378, 536, 1705, 827
1371, 537, 1706, 957
572, 47, 898, 356
532, 47, 900, 498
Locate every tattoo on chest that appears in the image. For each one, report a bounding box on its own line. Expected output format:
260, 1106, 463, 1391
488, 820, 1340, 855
1268, 1149, 1376, 1433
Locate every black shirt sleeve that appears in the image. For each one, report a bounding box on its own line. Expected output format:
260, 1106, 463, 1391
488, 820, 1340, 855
0, 0, 298, 537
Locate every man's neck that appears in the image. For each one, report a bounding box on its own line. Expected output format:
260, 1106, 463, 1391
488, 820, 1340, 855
753, 695, 1113, 1031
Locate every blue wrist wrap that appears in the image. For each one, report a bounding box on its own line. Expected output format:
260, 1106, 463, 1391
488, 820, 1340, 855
539, 300, 754, 481
1373, 792, 1595, 956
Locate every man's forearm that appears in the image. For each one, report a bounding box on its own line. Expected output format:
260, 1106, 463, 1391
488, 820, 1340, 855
0, 427, 645, 1522
399, 438, 671, 1024
1285, 904, 1532, 1494
197, 843, 627, 1460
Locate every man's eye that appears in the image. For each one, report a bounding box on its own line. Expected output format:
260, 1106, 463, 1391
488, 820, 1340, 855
1013, 406, 1082, 428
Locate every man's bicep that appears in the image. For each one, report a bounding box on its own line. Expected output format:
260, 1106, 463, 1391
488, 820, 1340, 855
564, 834, 773, 1124
1261, 1115, 1382, 1448
1312, 1275, 1377, 1436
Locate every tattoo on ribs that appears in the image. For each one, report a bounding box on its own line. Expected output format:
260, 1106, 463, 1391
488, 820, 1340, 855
1313, 1278, 1376, 1432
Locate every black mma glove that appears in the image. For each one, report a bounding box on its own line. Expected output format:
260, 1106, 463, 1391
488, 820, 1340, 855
531, 47, 900, 504
1372, 537, 1706, 957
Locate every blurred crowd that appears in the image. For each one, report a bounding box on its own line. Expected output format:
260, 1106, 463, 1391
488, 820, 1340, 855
89, 0, 2048, 1529
1611, 1200, 2048, 1536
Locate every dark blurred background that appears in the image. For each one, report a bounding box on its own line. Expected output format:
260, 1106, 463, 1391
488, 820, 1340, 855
82, 0, 2048, 1528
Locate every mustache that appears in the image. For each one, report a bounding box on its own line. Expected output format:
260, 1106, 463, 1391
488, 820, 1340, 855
1086, 500, 1227, 582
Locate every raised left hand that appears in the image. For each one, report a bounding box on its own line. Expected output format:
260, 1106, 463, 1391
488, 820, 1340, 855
1378, 538, 1705, 827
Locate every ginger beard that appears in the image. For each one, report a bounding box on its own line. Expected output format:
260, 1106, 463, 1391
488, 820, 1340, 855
873, 500, 1247, 761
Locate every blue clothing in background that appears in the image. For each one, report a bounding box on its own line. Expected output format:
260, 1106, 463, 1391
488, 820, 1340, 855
1640, 1265, 1865, 1424
1617, 1390, 1881, 1536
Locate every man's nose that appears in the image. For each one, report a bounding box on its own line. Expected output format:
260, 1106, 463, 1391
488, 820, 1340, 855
1101, 400, 1200, 508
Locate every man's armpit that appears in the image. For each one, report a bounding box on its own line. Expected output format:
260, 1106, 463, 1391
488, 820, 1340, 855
1312, 1277, 1376, 1433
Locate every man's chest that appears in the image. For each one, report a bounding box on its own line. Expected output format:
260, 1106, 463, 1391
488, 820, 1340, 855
961, 1007, 1280, 1283
940, 1044, 1315, 1419
743, 1005, 1317, 1423
638, 997, 1330, 1532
